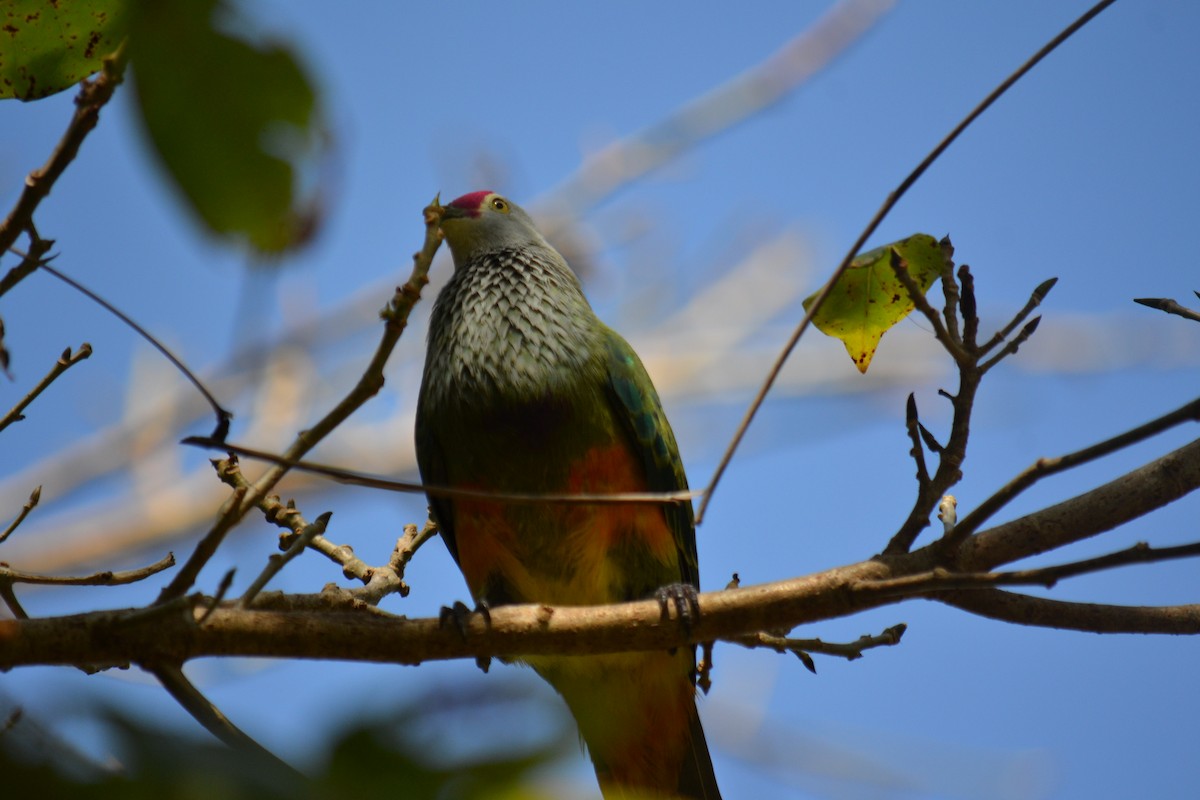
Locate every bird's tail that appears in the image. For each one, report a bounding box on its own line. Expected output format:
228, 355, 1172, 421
675, 701, 721, 800
542, 651, 722, 799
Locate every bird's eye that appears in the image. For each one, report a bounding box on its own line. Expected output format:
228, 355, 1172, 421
490, 197, 509, 213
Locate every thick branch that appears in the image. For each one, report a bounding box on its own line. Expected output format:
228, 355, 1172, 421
959, 436, 1200, 571
0, 559, 902, 668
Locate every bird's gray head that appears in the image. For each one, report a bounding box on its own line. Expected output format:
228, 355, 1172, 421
439, 191, 550, 268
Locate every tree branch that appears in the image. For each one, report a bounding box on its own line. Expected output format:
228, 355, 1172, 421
0, 344, 92, 433
959, 435, 1200, 571
936, 590, 1200, 634
157, 199, 444, 603
0, 48, 126, 295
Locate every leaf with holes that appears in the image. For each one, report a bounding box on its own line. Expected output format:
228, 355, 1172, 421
803, 234, 949, 373
0, 0, 130, 101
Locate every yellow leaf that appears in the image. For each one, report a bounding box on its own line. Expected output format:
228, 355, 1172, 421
803, 234, 949, 373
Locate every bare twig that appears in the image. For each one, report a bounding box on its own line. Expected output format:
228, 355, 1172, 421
348, 518, 441, 604
146, 662, 301, 777
0, 553, 175, 586
0, 486, 41, 545
733, 623, 907, 672
239, 512, 331, 608
183, 438, 702, 507
0, 582, 28, 619
961, 436, 1200, 572
862, 541, 1200, 598
938, 590, 1200, 634
1133, 296, 1200, 323
904, 394, 931, 489
697, 0, 1117, 523
156, 482, 247, 604
979, 316, 1041, 374
0, 46, 127, 293
944, 395, 1200, 550
159, 199, 445, 602
0, 344, 92, 433
197, 569, 236, 625
36, 261, 232, 440
891, 247, 969, 364
979, 277, 1057, 356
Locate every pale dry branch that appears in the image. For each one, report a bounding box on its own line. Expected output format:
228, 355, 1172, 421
733, 623, 907, 673
0, 553, 175, 587
156, 201, 444, 602
239, 512, 331, 608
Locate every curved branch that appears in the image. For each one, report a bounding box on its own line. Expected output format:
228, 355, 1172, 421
936, 589, 1200, 634
960, 435, 1200, 571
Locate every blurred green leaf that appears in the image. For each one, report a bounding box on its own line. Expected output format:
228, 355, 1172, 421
1, 681, 568, 800
0, 0, 130, 101
803, 233, 948, 373
128, 0, 326, 255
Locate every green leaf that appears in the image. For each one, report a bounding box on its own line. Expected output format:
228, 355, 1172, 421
803, 234, 949, 373
0, 0, 130, 101
128, 0, 325, 254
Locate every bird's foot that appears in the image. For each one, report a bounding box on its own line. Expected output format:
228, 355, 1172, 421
438, 599, 493, 672
655, 582, 700, 634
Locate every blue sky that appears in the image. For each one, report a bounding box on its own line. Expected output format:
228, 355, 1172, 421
3, 2, 1199, 798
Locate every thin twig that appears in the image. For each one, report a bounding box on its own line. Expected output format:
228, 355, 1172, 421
0, 553, 175, 586
979, 316, 1041, 373
890, 247, 969, 364
348, 518, 441, 604
35, 261, 232, 440
0, 46, 127, 292
198, 569, 236, 625
733, 623, 907, 672
0, 344, 92, 433
1133, 297, 1200, 324
0, 581, 28, 619
904, 394, 931, 489
162, 200, 444, 602
944, 395, 1200, 549
240, 512, 331, 608
978, 277, 1058, 356
0, 486, 41, 545
957, 264, 980, 349
146, 662, 302, 777
696, 0, 1117, 523
156, 483, 248, 604
861, 541, 1200, 598
183, 437, 702, 507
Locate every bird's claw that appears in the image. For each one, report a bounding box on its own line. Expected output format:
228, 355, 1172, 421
439, 599, 493, 673
655, 582, 700, 634
438, 599, 492, 639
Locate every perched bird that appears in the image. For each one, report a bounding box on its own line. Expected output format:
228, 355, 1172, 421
416, 191, 720, 799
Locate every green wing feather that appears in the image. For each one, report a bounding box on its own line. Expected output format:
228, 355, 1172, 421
602, 327, 699, 589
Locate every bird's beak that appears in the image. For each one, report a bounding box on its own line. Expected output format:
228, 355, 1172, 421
440, 205, 468, 221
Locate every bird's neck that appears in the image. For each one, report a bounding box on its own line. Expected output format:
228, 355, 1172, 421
424, 246, 600, 405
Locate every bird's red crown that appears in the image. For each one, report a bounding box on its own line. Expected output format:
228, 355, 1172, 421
446, 190, 495, 217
